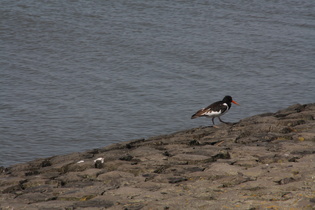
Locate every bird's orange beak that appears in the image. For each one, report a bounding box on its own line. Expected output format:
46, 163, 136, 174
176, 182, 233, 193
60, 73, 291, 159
232, 100, 240, 105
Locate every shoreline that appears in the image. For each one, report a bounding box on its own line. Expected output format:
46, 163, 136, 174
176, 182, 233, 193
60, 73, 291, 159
1, 103, 315, 209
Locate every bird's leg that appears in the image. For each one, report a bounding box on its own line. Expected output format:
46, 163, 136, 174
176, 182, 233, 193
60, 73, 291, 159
212, 117, 219, 128
218, 117, 227, 124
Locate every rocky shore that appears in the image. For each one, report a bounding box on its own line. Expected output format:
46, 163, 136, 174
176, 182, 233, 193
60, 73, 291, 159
1, 103, 315, 210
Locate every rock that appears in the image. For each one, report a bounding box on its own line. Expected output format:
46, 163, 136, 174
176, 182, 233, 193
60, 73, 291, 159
1, 103, 315, 209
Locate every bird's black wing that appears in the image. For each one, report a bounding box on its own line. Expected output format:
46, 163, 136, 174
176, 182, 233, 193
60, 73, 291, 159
206, 101, 228, 113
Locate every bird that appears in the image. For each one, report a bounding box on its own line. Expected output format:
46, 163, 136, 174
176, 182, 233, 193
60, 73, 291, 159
191, 95, 239, 127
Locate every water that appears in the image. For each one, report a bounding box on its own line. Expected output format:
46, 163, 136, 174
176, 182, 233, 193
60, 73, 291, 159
1, 0, 314, 167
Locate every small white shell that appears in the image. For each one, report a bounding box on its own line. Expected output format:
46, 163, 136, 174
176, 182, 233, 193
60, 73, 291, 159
94, 157, 104, 163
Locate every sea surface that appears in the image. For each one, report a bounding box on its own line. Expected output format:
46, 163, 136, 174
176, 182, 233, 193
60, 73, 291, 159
1, 0, 315, 167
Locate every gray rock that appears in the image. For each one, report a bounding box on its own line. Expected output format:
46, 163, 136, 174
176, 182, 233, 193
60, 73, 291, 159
1, 103, 315, 209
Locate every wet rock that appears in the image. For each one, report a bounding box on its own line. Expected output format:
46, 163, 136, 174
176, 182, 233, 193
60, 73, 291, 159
211, 151, 231, 161
40, 159, 52, 168
119, 154, 134, 161
73, 199, 114, 208
275, 177, 296, 185
168, 177, 188, 183
188, 140, 200, 146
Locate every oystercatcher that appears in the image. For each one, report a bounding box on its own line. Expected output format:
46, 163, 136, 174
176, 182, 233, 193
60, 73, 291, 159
191, 95, 239, 127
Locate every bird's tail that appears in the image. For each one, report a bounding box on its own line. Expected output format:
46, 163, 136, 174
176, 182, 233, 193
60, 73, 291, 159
191, 114, 198, 119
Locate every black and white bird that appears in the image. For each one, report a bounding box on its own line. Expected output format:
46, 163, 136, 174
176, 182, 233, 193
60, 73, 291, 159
191, 95, 239, 127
